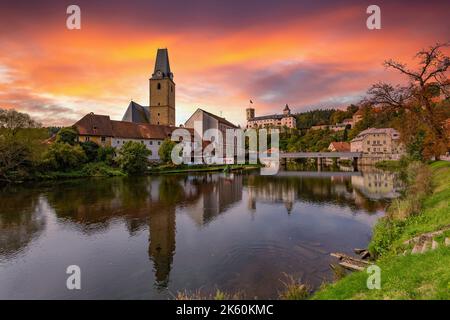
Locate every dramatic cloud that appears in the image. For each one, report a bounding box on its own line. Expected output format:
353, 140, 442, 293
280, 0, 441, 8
0, 0, 449, 126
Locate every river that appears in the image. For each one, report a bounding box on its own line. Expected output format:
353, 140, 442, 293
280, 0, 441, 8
0, 169, 401, 299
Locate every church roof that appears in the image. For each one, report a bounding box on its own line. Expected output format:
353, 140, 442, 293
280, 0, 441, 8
200, 108, 238, 128
152, 48, 173, 79
74, 113, 192, 140
122, 101, 150, 123
185, 108, 238, 129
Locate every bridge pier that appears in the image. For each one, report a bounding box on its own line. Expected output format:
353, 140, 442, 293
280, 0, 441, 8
352, 157, 358, 171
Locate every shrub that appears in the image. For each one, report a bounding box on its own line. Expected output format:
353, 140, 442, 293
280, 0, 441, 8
55, 127, 78, 145
278, 273, 311, 300
97, 146, 116, 165
0, 137, 33, 181
81, 162, 124, 177
42, 142, 87, 171
368, 218, 405, 258
80, 141, 99, 162
158, 139, 176, 163
116, 141, 151, 174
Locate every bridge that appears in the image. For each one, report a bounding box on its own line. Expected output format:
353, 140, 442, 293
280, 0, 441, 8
279, 152, 363, 170
280, 152, 362, 159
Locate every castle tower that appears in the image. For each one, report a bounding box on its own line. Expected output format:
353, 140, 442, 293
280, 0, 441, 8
246, 108, 255, 120
283, 104, 291, 116
149, 49, 175, 126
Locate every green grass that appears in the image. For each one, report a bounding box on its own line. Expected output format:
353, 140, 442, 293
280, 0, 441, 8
313, 246, 450, 300
35, 162, 125, 180
313, 161, 450, 300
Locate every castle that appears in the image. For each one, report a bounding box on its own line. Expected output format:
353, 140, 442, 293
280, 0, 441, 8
246, 104, 296, 129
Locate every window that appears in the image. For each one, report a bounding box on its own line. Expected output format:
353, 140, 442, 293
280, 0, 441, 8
150, 141, 153, 145
368, 148, 370, 152
158, 113, 160, 116
158, 141, 161, 145
101, 137, 106, 142
85, 136, 90, 141
367, 140, 370, 144
157, 83, 161, 90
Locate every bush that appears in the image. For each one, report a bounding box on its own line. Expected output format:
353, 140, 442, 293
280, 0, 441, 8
0, 137, 33, 181
368, 218, 405, 258
97, 146, 116, 165
80, 141, 99, 162
42, 142, 87, 171
278, 273, 311, 300
81, 162, 124, 177
158, 139, 176, 163
55, 127, 78, 145
116, 141, 151, 174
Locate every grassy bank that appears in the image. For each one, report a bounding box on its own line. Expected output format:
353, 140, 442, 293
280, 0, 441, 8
33, 162, 126, 180
313, 161, 450, 299
19, 163, 260, 182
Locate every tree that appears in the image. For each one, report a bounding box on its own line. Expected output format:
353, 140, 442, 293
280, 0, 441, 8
97, 146, 116, 165
42, 143, 87, 171
158, 139, 176, 163
367, 43, 450, 159
116, 141, 151, 174
0, 137, 32, 181
0, 108, 41, 135
56, 127, 78, 145
81, 141, 100, 162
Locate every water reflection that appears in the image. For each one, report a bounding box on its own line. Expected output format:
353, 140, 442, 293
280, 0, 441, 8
0, 186, 46, 261
0, 169, 401, 299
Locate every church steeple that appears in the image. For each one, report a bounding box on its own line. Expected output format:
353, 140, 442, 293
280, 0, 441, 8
151, 48, 173, 80
149, 48, 176, 126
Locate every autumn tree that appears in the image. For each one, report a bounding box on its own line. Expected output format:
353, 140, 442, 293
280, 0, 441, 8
0, 108, 41, 135
367, 43, 450, 159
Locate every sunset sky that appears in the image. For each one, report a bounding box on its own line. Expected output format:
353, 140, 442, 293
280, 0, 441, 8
0, 0, 449, 126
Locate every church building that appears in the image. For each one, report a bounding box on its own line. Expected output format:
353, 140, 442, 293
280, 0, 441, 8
73, 48, 238, 163
122, 48, 176, 126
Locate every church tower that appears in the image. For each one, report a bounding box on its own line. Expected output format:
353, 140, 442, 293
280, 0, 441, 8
149, 49, 175, 126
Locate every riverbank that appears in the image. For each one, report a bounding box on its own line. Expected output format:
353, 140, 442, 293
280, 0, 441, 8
313, 161, 450, 299
147, 163, 261, 174
9, 162, 261, 183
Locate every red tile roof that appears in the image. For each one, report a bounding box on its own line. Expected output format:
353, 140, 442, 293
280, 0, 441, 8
329, 141, 350, 152
73, 113, 192, 140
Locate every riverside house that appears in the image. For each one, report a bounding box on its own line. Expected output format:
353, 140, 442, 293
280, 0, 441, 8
350, 128, 405, 160
74, 112, 192, 162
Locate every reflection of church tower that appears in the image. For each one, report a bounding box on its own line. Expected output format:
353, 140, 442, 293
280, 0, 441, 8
148, 206, 176, 287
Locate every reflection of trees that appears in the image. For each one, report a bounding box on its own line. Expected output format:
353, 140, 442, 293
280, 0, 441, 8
0, 186, 45, 260
245, 174, 391, 214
